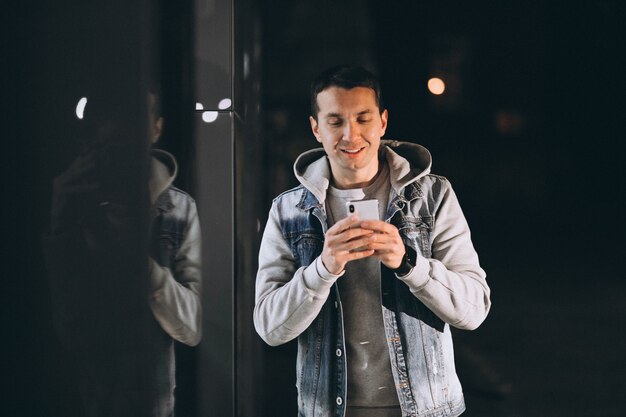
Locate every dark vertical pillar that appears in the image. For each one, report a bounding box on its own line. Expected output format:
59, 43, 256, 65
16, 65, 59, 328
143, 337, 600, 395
195, 113, 236, 417
193, 0, 264, 415
233, 0, 265, 414
193, 0, 235, 414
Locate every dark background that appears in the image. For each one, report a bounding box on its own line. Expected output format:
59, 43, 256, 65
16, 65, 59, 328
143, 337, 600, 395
3, 1, 625, 416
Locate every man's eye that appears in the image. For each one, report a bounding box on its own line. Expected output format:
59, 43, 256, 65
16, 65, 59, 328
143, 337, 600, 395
328, 119, 342, 127
358, 118, 372, 124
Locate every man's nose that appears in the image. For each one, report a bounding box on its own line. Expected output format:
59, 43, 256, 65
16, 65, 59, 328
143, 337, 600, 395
342, 120, 360, 141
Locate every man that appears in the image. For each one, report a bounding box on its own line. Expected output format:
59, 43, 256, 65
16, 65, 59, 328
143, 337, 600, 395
254, 66, 490, 417
45, 94, 201, 417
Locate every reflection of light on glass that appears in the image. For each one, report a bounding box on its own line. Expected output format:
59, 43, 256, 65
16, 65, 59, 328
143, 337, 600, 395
195, 102, 204, 110
218, 98, 232, 110
243, 53, 250, 79
75, 97, 88, 119
202, 111, 218, 123
427, 78, 445, 95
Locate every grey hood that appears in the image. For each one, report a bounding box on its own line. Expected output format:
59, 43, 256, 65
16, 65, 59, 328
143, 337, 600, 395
293, 140, 433, 203
149, 148, 178, 204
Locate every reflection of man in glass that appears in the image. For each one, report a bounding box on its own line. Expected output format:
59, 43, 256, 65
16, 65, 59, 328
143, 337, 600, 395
254, 66, 490, 417
146, 93, 202, 416
45, 93, 201, 417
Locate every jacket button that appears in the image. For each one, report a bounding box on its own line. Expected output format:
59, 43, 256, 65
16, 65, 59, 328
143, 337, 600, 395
336, 348, 342, 357
336, 396, 343, 406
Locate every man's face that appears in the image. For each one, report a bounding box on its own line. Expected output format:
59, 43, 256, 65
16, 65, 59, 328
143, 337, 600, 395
310, 86, 388, 188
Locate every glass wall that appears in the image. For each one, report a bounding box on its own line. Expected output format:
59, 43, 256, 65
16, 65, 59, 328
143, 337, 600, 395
5, 0, 264, 415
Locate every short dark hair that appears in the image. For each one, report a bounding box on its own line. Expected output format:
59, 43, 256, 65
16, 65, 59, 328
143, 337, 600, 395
310, 65, 383, 120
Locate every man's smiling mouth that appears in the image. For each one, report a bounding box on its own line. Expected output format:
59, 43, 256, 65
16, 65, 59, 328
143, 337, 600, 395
341, 147, 365, 154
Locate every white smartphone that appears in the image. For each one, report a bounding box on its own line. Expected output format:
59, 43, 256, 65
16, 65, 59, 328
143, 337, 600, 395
346, 199, 379, 221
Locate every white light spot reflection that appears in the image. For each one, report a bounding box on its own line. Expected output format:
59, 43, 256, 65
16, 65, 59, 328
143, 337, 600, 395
195, 102, 204, 110
75, 97, 88, 119
218, 98, 232, 110
202, 111, 218, 123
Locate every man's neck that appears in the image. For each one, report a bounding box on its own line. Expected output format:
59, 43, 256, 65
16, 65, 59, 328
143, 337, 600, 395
331, 164, 381, 190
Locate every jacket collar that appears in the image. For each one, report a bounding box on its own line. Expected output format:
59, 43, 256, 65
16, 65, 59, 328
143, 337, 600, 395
149, 148, 178, 205
293, 140, 432, 206
154, 188, 174, 213
296, 185, 323, 212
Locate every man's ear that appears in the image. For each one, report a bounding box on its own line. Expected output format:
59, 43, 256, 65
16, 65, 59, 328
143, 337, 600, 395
380, 109, 388, 136
309, 116, 322, 143
151, 117, 164, 144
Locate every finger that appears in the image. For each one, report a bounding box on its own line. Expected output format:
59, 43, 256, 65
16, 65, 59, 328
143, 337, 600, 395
328, 223, 374, 242
340, 236, 379, 252
362, 243, 403, 255
342, 249, 375, 261
359, 234, 405, 253
335, 227, 374, 243
325, 230, 371, 252
326, 214, 361, 235
321, 243, 373, 271
363, 231, 403, 246
325, 237, 374, 258
359, 220, 398, 234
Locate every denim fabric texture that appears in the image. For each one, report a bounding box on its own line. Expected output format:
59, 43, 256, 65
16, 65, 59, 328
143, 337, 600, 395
149, 184, 202, 417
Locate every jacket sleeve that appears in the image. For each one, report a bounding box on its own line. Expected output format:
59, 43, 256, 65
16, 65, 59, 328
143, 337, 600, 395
253, 201, 341, 346
397, 180, 491, 330
149, 201, 202, 346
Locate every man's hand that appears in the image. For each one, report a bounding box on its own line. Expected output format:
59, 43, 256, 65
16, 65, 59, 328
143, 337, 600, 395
321, 215, 375, 275
359, 220, 406, 269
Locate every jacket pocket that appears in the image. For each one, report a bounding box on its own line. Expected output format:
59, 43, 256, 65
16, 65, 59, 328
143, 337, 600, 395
397, 216, 433, 258
153, 232, 182, 268
289, 233, 323, 267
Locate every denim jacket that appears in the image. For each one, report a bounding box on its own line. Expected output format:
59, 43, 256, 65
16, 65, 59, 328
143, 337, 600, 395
254, 141, 490, 417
